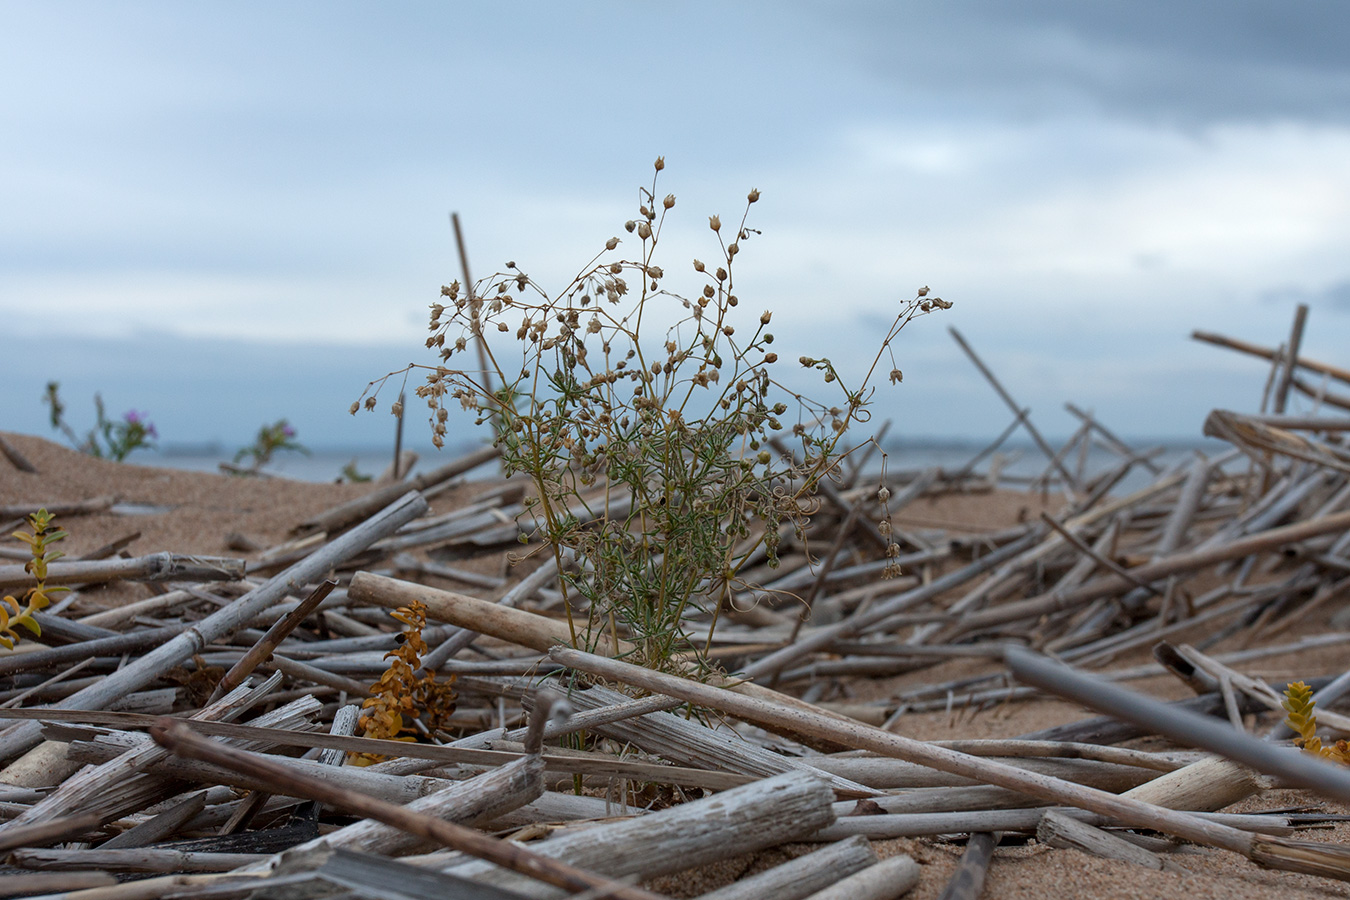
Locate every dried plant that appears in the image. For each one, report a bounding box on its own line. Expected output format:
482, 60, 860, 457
1, 509, 69, 650
356, 159, 946, 673
1283, 680, 1350, 764
354, 599, 457, 765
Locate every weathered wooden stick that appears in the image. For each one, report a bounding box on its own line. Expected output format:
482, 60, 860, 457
0, 491, 428, 761
812, 755, 1163, 792
0, 553, 245, 590
349, 571, 631, 657
799, 855, 920, 900
1192, 328, 1350, 386
8, 847, 266, 873
312, 847, 546, 900
810, 808, 1293, 841
98, 791, 207, 850
950, 325, 1077, 491
695, 835, 878, 900
49, 712, 701, 788
2, 871, 265, 900
420, 559, 561, 672
1065, 403, 1163, 474
1152, 454, 1213, 558
293, 444, 499, 535
744, 528, 1045, 678
264, 655, 370, 697
0, 871, 117, 896
243, 694, 563, 869
952, 507, 1350, 634
548, 646, 1350, 880
1119, 755, 1264, 812
1205, 409, 1350, 474
209, 579, 337, 701
61, 737, 450, 806
546, 681, 873, 796
150, 719, 671, 900
74, 589, 199, 629
0, 813, 103, 853
432, 770, 838, 896
0, 626, 184, 677
452, 211, 497, 434
1007, 647, 1350, 801
935, 831, 997, 900
1039, 512, 1164, 598
349, 572, 857, 734
1037, 809, 1187, 874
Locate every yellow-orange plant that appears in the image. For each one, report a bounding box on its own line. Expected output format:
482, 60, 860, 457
353, 600, 457, 765
1, 509, 68, 650
1283, 680, 1350, 765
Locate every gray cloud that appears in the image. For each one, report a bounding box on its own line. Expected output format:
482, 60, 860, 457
1261, 279, 1350, 311
815, 0, 1350, 128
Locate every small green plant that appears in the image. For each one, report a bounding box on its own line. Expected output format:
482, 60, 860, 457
231, 419, 308, 475
354, 600, 458, 765
43, 382, 157, 461
1283, 681, 1350, 764
1, 509, 69, 650
357, 159, 946, 673
338, 460, 373, 483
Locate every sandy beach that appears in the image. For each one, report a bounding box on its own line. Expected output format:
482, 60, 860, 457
4, 430, 1350, 900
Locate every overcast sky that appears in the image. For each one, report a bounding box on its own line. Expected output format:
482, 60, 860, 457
4, 1, 1349, 456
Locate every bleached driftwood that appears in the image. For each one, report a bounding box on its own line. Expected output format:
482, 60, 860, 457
1037, 809, 1189, 874
811, 807, 1292, 841
425, 770, 837, 899
695, 835, 877, 900
0, 553, 245, 590
798, 854, 920, 900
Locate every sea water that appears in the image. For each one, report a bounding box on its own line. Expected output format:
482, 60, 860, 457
137, 438, 1231, 496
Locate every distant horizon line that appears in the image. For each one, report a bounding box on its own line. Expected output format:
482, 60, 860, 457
144, 434, 1231, 456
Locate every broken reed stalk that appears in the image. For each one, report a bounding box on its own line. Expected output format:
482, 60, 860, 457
1004, 647, 1350, 802
744, 527, 1047, 679
548, 646, 1350, 881
1192, 328, 1350, 387
694, 836, 877, 900
0, 553, 245, 590
0, 491, 430, 762
1273, 303, 1310, 415
294, 444, 499, 535
800, 855, 920, 900
209, 579, 337, 702
935, 831, 998, 900
149, 719, 671, 900
349, 570, 633, 657
948, 325, 1078, 491
949, 506, 1350, 634
0, 625, 183, 677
